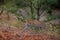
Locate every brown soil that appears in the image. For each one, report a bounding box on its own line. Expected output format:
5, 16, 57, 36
0, 26, 60, 40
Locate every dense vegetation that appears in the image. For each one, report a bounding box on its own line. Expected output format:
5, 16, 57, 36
0, 0, 60, 20
0, 0, 60, 35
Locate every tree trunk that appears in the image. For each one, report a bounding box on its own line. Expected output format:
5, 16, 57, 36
37, 8, 40, 20
31, 6, 34, 19
30, 1, 34, 19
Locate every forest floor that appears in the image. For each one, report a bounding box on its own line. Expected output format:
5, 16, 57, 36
0, 23, 60, 40
0, 9, 60, 40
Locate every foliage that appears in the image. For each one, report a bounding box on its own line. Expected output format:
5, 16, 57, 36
13, 0, 27, 7
0, 0, 18, 13
46, 14, 60, 22
0, 0, 60, 20
48, 0, 60, 8
46, 23, 60, 34
12, 0, 50, 20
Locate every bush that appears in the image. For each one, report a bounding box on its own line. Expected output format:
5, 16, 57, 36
13, 0, 27, 7
48, 0, 60, 9
46, 14, 60, 22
